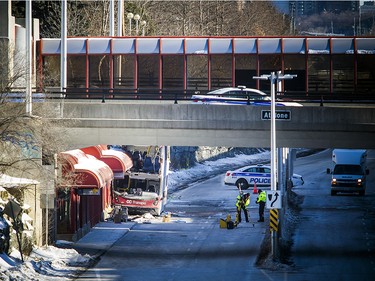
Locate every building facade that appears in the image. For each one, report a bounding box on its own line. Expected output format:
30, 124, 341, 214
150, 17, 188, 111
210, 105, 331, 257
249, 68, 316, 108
58, 146, 133, 241
289, 1, 359, 17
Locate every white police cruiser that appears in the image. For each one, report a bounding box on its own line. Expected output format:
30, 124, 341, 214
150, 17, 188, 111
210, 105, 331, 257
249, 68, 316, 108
224, 164, 304, 189
191, 86, 302, 106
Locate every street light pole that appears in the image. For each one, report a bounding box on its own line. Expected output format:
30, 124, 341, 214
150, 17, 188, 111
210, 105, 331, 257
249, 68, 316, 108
140, 20, 147, 36
25, 0, 32, 116
270, 72, 277, 193
109, 0, 115, 36
127, 13, 134, 35
252, 72, 278, 192
118, 0, 124, 37
60, 0, 67, 118
253, 71, 296, 260
134, 14, 140, 35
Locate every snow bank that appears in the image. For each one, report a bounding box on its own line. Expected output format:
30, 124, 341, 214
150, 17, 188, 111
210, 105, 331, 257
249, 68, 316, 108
0, 246, 94, 281
168, 150, 271, 193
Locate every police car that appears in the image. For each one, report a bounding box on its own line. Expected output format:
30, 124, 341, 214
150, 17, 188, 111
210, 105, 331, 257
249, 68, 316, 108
224, 164, 304, 189
191, 86, 270, 105
191, 86, 302, 106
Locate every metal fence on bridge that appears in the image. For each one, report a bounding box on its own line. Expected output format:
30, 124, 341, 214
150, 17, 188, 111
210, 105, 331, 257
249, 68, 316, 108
38, 36, 375, 100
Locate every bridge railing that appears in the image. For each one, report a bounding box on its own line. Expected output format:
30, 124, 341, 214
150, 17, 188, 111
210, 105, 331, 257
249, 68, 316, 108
62, 88, 206, 103
3, 87, 374, 105
59, 88, 375, 104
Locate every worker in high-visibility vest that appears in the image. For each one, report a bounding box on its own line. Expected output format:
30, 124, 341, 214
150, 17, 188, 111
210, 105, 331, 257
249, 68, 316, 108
256, 189, 266, 222
236, 192, 250, 223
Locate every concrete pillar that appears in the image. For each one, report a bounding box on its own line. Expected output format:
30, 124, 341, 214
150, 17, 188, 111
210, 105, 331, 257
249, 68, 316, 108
0, 1, 13, 88
0, 0, 11, 38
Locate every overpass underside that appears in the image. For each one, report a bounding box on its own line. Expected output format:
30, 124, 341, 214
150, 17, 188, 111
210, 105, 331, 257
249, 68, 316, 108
55, 102, 375, 149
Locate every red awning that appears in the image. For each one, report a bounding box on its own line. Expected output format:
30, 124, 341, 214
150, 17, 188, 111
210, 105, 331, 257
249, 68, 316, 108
59, 149, 113, 189
81, 145, 133, 178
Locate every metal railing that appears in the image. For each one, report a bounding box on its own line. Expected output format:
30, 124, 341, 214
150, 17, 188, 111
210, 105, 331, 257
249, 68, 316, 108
62, 88, 201, 104
2, 87, 375, 105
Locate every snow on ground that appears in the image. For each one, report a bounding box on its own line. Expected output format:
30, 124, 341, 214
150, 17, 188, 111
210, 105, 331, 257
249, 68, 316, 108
0, 151, 270, 280
168, 150, 270, 193
0, 246, 94, 280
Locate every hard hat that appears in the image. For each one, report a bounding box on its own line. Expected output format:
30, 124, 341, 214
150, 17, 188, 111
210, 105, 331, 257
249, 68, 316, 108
258, 189, 262, 193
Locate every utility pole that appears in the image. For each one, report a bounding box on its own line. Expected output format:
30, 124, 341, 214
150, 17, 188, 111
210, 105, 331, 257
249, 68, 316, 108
61, 0, 67, 117
26, 0, 32, 116
110, 0, 115, 36
117, 0, 124, 85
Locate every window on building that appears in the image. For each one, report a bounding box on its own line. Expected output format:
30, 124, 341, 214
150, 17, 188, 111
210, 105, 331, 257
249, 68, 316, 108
42, 56, 60, 88
89, 55, 110, 88
113, 55, 135, 90
187, 55, 208, 91
138, 55, 159, 91
284, 54, 306, 95
67, 55, 86, 88
234, 55, 257, 88
357, 55, 375, 95
210, 55, 232, 89
332, 54, 354, 94
162, 55, 184, 91
308, 54, 330, 95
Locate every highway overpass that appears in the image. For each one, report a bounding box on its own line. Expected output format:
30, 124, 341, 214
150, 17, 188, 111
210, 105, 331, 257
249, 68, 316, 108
54, 101, 375, 149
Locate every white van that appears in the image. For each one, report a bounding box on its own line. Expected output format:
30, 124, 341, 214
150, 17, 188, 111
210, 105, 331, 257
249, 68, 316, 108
327, 149, 369, 196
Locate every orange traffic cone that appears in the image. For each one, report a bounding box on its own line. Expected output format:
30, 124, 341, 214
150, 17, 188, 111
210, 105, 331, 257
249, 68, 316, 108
253, 182, 258, 194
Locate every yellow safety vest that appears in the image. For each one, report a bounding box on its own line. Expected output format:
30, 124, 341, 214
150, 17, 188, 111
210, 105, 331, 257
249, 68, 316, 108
236, 195, 250, 208
257, 191, 266, 203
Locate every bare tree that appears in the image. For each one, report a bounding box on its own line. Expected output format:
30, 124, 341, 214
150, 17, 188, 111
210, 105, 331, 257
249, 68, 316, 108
0, 40, 71, 179
27, 0, 289, 37
33, 0, 111, 38
143, 0, 289, 36
0, 36, 78, 251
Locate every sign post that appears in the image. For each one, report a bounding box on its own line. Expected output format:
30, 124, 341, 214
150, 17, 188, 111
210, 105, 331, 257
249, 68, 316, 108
266, 191, 282, 209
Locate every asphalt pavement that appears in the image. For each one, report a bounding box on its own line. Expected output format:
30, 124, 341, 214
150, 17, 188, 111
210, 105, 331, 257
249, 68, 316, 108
72, 221, 137, 258
72, 213, 267, 262
73, 215, 269, 281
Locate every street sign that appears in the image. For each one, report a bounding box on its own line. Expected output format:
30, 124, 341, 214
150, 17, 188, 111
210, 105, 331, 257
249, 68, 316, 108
77, 188, 101, 196
270, 209, 279, 232
266, 190, 282, 209
261, 110, 291, 121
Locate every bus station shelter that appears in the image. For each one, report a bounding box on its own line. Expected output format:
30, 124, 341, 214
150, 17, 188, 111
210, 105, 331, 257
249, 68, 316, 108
38, 36, 375, 97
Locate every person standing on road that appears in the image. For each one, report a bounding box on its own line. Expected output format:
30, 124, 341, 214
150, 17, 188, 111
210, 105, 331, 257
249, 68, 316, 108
236, 192, 250, 223
256, 189, 266, 222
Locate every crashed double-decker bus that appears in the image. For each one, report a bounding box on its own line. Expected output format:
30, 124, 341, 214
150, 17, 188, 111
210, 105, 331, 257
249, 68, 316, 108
111, 146, 169, 216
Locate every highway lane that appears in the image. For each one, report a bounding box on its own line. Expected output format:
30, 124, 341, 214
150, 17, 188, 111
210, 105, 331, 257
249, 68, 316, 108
288, 149, 375, 281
